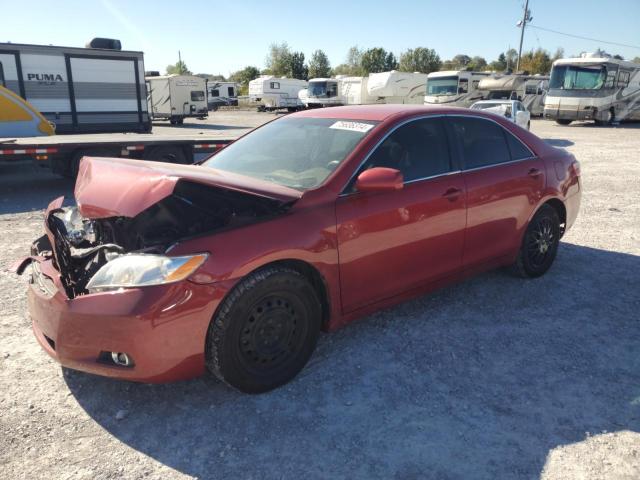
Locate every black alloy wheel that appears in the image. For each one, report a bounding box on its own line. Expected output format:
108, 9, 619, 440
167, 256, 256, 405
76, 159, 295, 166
513, 204, 561, 278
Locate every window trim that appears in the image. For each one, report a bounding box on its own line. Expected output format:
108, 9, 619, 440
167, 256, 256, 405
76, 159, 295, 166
339, 114, 536, 196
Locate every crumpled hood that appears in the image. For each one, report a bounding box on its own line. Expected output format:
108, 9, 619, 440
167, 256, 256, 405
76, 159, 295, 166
75, 156, 303, 219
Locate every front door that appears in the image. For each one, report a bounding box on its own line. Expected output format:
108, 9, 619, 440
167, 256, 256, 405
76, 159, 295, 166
336, 117, 467, 313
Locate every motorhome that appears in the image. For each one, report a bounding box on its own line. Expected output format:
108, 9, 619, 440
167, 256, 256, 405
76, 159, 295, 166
146, 74, 208, 124
0, 39, 150, 134
544, 52, 640, 125
249, 75, 307, 111
207, 81, 238, 110
368, 71, 428, 104
424, 70, 492, 108
477, 74, 549, 116
304, 78, 342, 108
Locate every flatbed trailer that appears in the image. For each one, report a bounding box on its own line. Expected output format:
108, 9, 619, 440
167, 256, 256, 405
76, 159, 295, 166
0, 130, 243, 177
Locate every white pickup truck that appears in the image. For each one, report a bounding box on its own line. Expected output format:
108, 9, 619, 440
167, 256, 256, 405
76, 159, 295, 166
470, 99, 531, 130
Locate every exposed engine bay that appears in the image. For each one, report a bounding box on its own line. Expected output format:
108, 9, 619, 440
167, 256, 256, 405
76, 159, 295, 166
39, 180, 290, 298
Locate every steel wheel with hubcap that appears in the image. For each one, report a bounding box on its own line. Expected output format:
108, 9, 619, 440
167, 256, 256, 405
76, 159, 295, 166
206, 266, 321, 393
513, 204, 561, 278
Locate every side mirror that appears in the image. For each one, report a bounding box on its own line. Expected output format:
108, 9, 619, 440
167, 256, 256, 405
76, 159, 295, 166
355, 167, 403, 193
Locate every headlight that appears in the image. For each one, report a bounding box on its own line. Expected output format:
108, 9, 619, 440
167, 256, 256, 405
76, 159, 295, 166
86, 253, 208, 292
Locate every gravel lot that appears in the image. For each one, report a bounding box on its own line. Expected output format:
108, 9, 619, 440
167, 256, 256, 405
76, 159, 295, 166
1, 116, 639, 479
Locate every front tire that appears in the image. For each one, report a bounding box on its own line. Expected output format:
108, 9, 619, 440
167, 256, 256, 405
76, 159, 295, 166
512, 204, 561, 278
206, 267, 321, 393
555, 119, 572, 126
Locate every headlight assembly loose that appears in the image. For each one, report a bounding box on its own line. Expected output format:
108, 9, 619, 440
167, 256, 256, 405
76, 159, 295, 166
86, 253, 208, 292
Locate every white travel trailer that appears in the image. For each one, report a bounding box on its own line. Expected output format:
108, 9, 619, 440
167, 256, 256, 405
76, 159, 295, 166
249, 75, 307, 111
304, 78, 342, 107
477, 74, 549, 116
424, 70, 492, 108
207, 81, 238, 110
340, 76, 377, 105
146, 74, 208, 124
367, 71, 428, 104
0, 39, 150, 134
544, 52, 640, 125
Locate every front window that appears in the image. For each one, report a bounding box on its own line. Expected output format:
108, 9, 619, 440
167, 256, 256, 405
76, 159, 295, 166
191, 90, 205, 101
549, 64, 608, 90
202, 117, 378, 191
427, 76, 459, 95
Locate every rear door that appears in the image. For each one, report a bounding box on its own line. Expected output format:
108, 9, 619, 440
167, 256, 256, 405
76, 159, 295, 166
336, 117, 466, 312
448, 116, 545, 267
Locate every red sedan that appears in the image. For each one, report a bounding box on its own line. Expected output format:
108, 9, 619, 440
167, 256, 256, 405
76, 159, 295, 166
15, 105, 581, 393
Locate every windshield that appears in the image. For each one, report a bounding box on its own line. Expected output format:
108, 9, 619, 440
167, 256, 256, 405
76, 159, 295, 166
202, 117, 377, 190
308, 81, 337, 98
549, 64, 607, 90
427, 76, 459, 95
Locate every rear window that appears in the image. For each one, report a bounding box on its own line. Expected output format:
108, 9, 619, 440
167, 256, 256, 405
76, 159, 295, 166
449, 117, 512, 169
505, 131, 533, 160
191, 91, 205, 101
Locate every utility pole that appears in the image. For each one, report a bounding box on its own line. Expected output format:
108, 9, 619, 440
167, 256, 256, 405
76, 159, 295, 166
516, 0, 532, 71
178, 50, 183, 74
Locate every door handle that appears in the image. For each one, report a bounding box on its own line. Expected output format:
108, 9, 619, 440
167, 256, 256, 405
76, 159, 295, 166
442, 187, 462, 201
528, 168, 542, 178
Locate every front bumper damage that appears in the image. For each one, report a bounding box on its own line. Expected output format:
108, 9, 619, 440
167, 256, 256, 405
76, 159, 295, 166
14, 197, 229, 383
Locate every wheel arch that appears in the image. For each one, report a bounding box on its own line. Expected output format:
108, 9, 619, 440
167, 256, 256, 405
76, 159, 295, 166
262, 259, 332, 330
541, 198, 567, 237
211, 258, 333, 332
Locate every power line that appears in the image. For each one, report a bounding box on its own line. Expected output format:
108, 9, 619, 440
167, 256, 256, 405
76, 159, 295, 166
528, 24, 640, 51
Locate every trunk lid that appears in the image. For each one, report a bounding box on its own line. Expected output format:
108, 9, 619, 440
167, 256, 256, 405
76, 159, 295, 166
75, 156, 302, 219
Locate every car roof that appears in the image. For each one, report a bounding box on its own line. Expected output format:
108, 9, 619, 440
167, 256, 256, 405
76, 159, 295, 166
291, 104, 470, 122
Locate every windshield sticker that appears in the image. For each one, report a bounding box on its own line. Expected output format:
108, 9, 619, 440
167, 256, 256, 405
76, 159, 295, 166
329, 121, 375, 133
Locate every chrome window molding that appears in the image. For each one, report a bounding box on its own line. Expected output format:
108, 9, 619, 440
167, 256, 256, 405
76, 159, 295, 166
339, 113, 537, 197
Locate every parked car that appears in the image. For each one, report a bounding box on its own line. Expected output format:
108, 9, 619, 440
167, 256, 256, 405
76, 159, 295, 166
471, 99, 531, 129
15, 105, 581, 393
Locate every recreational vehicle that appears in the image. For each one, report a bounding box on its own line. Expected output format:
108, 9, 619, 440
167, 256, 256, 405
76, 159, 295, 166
340, 76, 377, 105
0, 39, 150, 134
368, 70, 428, 104
477, 74, 548, 116
146, 74, 208, 124
424, 70, 491, 108
544, 52, 640, 125
248, 75, 307, 111
207, 81, 238, 110
305, 78, 342, 108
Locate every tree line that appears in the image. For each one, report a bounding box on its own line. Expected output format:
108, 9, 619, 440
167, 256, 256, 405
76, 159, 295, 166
166, 43, 640, 95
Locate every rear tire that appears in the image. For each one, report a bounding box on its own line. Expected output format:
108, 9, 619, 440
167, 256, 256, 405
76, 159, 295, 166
206, 266, 321, 393
555, 119, 572, 126
512, 204, 561, 278
595, 108, 614, 126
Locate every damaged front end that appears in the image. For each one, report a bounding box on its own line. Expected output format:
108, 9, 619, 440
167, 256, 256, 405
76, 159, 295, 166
27, 179, 292, 299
